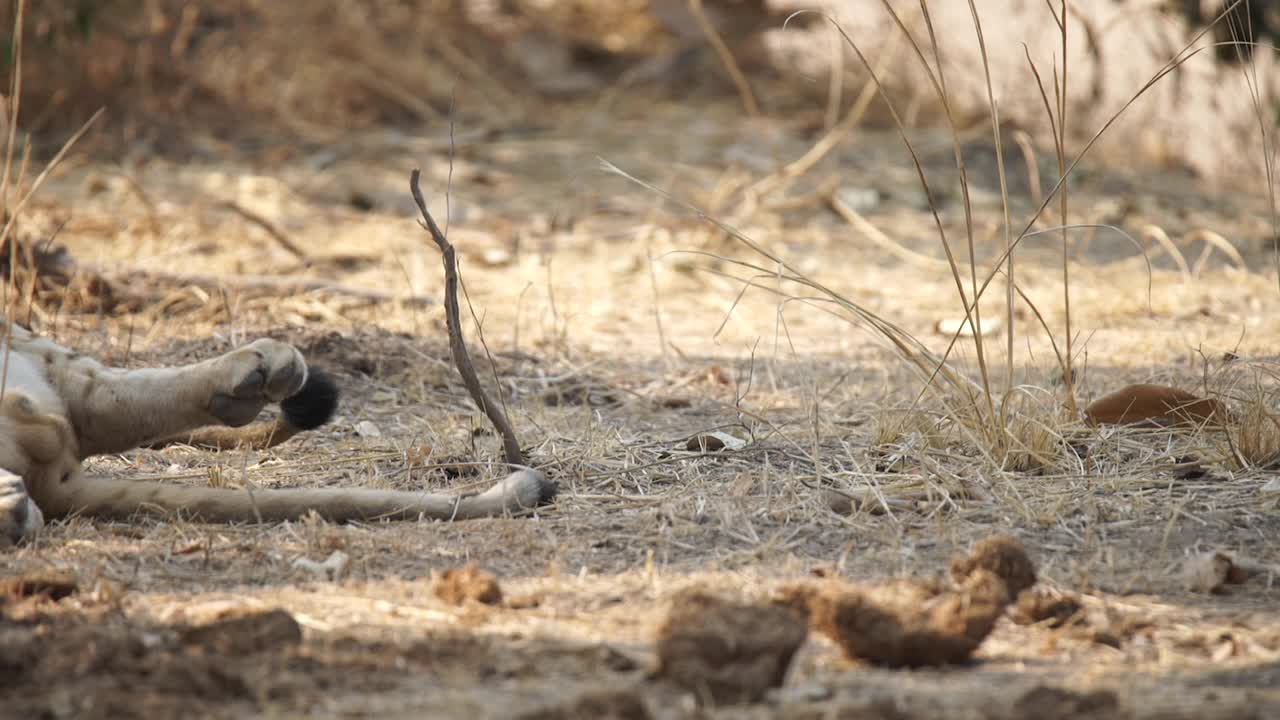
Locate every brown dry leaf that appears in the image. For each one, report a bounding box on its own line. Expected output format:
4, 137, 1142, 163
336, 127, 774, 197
405, 444, 434, 467
685, 431, 747, 453
705, 366, 732, 385
1083, 384, 1230, 427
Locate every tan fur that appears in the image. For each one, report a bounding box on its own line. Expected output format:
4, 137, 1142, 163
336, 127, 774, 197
0, 321, 550, 544
151, 418, 302, 451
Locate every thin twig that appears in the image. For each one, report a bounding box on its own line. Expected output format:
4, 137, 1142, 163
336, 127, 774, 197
409, 168, 524, 467
688, 0, 760, 118
213, 200, 310, 263
83, 262, 432, 306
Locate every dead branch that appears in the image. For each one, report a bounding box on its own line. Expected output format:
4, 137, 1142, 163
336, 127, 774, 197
88, 265, 430, 306
212, 200, 310, 263
409, 169, 524, 467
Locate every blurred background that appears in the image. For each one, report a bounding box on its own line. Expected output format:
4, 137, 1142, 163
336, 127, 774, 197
1, 0, 1276, 353
8, 0, 1278, 184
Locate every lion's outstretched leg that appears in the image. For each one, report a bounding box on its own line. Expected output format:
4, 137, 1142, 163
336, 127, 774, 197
9, 330, 311, 458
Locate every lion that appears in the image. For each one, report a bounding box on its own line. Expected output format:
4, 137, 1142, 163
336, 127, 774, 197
0, 320, 555, 545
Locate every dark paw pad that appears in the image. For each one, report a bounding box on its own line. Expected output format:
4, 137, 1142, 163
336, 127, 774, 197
208, 394, 266, 427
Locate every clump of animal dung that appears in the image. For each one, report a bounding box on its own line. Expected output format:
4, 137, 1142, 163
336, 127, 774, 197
432, 564, 504, 606
782, 534, 1037, 668
655, 588, 808, 704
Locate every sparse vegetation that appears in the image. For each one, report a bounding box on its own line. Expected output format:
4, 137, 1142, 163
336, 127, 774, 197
1, 1, 1278, 718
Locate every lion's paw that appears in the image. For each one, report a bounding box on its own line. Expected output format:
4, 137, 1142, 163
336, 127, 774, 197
208, 339, 308, 427
0, 470, 42, 546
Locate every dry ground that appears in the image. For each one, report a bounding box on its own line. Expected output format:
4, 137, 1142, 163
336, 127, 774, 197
2, 93, 1280, 718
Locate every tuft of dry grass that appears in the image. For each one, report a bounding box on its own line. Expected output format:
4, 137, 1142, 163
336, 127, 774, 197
605, 0, 1280, 500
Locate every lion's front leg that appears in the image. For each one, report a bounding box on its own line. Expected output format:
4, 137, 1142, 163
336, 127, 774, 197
46, 338, 309, 458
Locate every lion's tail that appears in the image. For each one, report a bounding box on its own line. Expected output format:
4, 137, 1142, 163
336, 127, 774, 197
36, 468, 556, 523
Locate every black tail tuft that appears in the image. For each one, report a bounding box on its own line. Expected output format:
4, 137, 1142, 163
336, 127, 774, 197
281, 368, 340, 430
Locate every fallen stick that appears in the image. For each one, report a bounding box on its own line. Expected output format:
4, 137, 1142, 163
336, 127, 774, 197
409, 169, 524, 467
84, 263, 433, 307
211, 200, 310, 264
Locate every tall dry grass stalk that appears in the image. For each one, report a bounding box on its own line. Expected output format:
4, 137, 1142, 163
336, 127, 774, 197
613, 0, 1275, 472
0, 0, 103, 403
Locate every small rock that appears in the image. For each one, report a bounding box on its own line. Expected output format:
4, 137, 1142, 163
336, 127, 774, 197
292, 550, 349, 581
936, 315, 1003, 338
1261, 477, 1280, 495
1183, 551, 1248, 593
835, 186, 882, 214
480, 247, 513, 266
354, 420, 382, 438
893, 188, 937, 211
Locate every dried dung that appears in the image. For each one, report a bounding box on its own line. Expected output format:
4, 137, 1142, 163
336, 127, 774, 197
180, 608, 302, 655
950, 534, 1038, 601
794, 569, 1011, 668
785, 535, 1038, 668
655, 589, 808, 705
433, 564, 504, 606
1011, 589, 1083, 628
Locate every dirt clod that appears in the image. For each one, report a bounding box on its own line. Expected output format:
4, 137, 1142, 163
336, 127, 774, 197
1012, 685, 1121, 720
656, 589, 808, 705
950, 535, 1038, 601
433, 564, 504, 606
180, 608, 303, 655
517, 687, 652, 720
